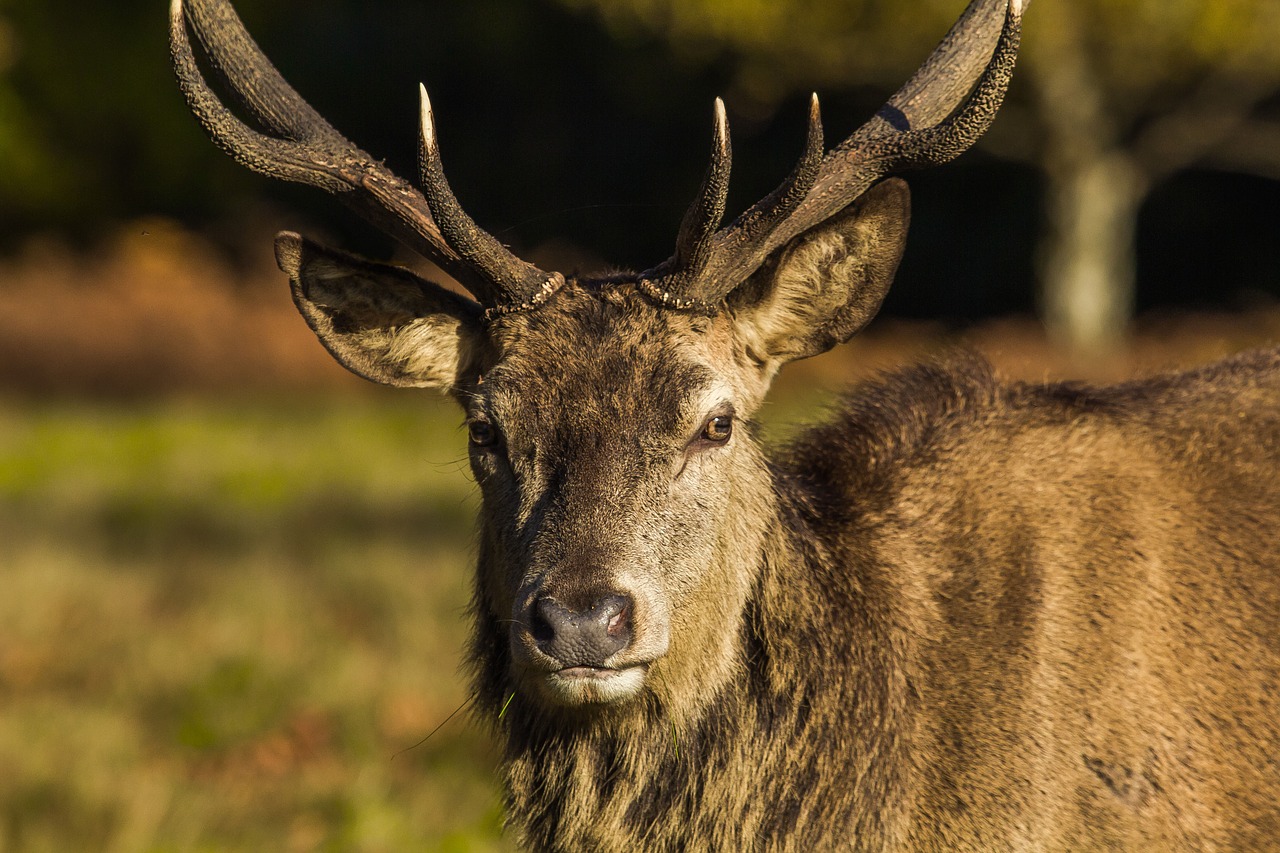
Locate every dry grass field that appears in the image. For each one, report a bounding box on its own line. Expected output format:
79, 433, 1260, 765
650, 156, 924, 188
1, 223, 1277, 850
0, 395, 509, 851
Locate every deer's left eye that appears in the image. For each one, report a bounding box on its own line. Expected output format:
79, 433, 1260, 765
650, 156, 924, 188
469, 419, 500, 448
700, 415, 733, 444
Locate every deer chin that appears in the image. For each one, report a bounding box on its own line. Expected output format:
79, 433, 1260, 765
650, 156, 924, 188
540, 664, 650, 706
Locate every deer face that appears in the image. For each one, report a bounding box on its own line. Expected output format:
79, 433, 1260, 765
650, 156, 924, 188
469, 288, 767, 707
174, 0, 1020, 710
273, 178, 912, 710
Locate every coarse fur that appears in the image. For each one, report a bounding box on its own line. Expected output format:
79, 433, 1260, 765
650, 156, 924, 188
462, 304, 1280, 851
278, 171, 1280, 853
281, 224, 1280, 847
175, 0, 1280, 846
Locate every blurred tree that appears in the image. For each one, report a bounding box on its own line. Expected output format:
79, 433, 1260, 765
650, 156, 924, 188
555, 0, 1280, 354
0, 0, 740, 268
0, 0, 249, 242
1029, 1, 1280, 354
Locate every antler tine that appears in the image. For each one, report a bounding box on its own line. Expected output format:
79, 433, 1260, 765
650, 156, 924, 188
651, 0, 1022, 306
818, 0, 1022, 200
171, 0, 552, 308
673, 99, 733, 274
864, 0, 1023, 140
736, 94, 825, 242
417, 86, 563, 310
171, 0, 465, 286
699, 94, 825, 282
171, 0, 352, 193
766, 0, 1021, 262
635, 99, 732, 308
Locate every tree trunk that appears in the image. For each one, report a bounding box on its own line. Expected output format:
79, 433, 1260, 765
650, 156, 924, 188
1027, 4, 1148, 359
1038, 152, 1145, 356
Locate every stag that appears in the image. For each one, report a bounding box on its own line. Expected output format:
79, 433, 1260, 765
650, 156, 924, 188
173, 0, 1280, 848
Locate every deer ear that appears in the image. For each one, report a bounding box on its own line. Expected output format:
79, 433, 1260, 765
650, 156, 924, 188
728, 178, 910, 363
275, 232, 486, 389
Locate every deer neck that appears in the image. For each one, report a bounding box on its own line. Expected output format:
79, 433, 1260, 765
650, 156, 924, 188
495, 462, 917, 849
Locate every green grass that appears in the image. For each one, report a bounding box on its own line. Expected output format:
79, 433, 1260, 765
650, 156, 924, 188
0, 389, 831, 851
0, 394, 506, 852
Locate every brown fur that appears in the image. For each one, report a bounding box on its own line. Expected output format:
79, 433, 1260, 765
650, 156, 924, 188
467, 326, 1280, 851
173, 1, 1280, 840
273, 186, 1280, 849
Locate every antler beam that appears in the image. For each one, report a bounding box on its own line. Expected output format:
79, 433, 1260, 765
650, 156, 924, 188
643, 0, 1024, 304
170, 0, 554, 308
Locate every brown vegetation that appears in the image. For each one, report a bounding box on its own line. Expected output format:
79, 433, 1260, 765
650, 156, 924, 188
0, 219, 363, 397
2, 220, 1278, 399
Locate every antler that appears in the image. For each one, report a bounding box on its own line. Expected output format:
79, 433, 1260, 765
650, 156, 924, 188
642, 0, 1024, 305
169, 0, 558, 308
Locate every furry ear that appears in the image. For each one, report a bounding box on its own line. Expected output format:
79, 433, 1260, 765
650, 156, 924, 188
728, 178, 910, 364
275, 232, 485, 389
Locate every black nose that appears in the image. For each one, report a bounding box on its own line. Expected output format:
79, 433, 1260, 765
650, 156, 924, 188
530, 594, 633, 666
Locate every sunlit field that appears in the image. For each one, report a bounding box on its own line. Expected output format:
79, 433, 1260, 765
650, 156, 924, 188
2, 226, 1279, 849
2, 0, 1279, 842
0, 395, 507, 851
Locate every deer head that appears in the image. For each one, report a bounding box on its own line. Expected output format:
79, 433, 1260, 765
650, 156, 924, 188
172, 0, 1022, 714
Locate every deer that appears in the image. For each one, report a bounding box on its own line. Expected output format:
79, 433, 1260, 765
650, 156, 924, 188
172, 0, 1280, 848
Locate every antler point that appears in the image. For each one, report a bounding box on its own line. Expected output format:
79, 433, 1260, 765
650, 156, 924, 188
713, 98, 728, 140
418, 83, 436, 150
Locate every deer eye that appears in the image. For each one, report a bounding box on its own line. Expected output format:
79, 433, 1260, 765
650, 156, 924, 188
700, 415, 733, 444
468, 419, 500, 448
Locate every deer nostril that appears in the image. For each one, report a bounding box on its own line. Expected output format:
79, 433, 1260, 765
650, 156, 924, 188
600, 597, 632, 642
606, 604, 629, 637
531, 593, 634, 666
530, 606, 556, 646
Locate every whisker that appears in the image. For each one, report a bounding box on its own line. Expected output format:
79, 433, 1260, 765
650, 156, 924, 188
390, 693, 478, 761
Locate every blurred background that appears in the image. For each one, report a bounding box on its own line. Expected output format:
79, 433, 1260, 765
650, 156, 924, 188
2, 0, 1279, 849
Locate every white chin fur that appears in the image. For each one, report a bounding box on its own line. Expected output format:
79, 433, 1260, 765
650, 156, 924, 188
543, 666, 647, 705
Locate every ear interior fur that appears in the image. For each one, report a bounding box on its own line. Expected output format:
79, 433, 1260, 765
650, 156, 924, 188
729, 178, 911, 364
275, 232, 485, 389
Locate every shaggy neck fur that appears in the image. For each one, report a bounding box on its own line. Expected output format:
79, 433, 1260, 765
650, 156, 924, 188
479, 513, 914, 851
465, 359, 997, 850
465, 350, 1280, 849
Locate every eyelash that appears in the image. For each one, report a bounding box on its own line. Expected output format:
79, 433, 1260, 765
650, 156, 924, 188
468, 419, 500, 448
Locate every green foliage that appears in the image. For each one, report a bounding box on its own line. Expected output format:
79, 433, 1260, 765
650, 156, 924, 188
1026, 0, 1280, 127
557, 0, 965, 102
0, 0, 232, 238
558, 0, 1280, 113
1084, 0, 1280, 89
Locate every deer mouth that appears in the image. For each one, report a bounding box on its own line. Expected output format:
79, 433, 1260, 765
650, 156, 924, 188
557, 665, 630, 679
543, 663, 649, 705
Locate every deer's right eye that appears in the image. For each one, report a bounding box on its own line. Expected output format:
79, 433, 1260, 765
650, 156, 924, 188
701, 415, 733, 443
469, 420, 500, 448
